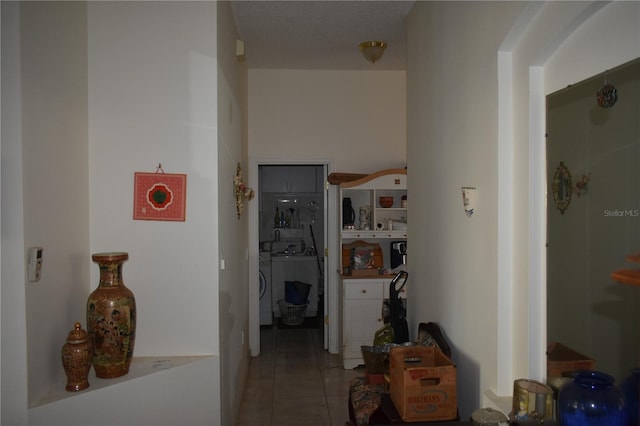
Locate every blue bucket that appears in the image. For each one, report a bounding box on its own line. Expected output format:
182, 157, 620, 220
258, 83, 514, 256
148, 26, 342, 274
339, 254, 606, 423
285, 281, 311, 305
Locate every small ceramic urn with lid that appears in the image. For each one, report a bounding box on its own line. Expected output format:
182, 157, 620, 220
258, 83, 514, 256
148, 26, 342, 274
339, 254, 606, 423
61, 322, 92, 391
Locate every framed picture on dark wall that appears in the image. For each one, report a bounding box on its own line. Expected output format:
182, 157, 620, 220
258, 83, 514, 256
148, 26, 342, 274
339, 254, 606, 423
133, 169, 187, 221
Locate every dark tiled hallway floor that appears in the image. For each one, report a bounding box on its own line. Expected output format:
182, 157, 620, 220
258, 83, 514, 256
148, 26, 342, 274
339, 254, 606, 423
236, 324, 362, 425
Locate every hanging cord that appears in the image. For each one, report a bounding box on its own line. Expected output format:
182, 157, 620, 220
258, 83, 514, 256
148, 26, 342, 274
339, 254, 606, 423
155, 163, 165, 174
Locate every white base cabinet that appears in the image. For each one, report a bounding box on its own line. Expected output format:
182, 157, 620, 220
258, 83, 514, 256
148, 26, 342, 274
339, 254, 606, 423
342, 278, 406, 369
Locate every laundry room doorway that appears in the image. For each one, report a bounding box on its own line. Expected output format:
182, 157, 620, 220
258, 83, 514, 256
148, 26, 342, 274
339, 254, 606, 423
248, 159, 333, 357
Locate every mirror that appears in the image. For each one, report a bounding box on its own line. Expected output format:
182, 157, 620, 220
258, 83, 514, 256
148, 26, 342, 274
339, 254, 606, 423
546, 57, 640, 384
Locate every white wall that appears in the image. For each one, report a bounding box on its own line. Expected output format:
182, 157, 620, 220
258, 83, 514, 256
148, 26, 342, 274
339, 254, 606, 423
1, 2, 30, 424
406, 0, 640, 419
2, 1, 91, 411
545, 2, 640, 95
87, 2, 223, 423
88, 1, 220, 357
2, 2, 234, 424
216, 1, 250, 424
248, 69, 406, 173
406, 2, 526, 418
28, 357, 219, 426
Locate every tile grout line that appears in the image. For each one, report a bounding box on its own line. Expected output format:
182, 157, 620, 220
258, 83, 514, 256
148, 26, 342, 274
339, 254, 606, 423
311, 327, 336, 425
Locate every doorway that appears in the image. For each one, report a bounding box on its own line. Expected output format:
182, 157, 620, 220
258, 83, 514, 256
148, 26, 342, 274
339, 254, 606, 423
249, 160, 331, 356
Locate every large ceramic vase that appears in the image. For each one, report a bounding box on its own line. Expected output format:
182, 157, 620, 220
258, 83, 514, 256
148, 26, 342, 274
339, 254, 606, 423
61, 322, 91, 391
557, 370, 627, 426
87, 252, 136, 378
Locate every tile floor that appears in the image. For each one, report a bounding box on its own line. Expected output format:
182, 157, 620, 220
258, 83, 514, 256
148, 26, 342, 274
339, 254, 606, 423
236, 323, 363, 426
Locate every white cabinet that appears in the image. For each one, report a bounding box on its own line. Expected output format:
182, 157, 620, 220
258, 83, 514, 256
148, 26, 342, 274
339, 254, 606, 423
261, 165, 320, 193
338, 169, 409, 369
342, 278, 406, 369
271, 257, 318, 317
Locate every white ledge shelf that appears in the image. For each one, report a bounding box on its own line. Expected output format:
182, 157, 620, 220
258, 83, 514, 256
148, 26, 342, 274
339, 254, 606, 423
30, 355, 213, 408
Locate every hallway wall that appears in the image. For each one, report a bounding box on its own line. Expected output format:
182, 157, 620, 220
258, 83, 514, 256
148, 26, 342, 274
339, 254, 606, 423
248, 69, 406, 173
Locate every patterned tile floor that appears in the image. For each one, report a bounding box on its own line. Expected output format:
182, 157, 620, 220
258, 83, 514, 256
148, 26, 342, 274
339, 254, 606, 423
236, 324, 362, 426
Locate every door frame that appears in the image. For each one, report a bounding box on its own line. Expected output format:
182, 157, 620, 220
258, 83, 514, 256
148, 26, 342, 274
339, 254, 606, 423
248, 158, 335, 356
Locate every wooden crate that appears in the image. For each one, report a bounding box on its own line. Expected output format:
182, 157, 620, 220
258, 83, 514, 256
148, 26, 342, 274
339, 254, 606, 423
342, 240, 382, 276
547, 342, 595, 379
389, 346, 457, 422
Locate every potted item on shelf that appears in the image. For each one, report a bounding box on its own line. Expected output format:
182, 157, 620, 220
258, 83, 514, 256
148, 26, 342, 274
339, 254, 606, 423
61, 322, 91, 391
342, 197, 356, 228
379, 196, 393, 208
87, 252, 136, 378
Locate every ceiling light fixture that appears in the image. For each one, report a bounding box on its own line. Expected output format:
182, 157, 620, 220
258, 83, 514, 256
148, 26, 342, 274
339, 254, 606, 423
359, 41, 387, 64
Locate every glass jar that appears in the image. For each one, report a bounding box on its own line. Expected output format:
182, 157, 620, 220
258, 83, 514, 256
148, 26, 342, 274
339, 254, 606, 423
557, 370, 627, 426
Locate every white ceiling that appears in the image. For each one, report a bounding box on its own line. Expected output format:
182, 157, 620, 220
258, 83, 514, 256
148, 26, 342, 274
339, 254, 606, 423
230, 1, 415, 70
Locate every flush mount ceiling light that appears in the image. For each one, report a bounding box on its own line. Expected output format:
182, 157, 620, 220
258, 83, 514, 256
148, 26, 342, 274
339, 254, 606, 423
359, 41, 387, 64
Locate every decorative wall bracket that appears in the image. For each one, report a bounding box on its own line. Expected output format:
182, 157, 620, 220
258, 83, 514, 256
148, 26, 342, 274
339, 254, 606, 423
572, 172, 591, 197
234, 162, 254, 219
552, 162, 591, 214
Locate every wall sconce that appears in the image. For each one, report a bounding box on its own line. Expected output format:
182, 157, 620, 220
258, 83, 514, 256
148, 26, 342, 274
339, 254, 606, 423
359, 41, 387, 64
234, 162, 254, 219
461, 187, 477, 218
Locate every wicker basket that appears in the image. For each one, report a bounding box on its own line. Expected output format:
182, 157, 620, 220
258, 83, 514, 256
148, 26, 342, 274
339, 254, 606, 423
277, 299, 308, 326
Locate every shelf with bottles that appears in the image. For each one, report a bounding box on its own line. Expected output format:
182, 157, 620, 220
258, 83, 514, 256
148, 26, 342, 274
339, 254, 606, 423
272, 205, 302, 230
340, 169, 407, 238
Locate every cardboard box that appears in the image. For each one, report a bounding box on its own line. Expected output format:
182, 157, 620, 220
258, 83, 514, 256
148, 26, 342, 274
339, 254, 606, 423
547, 342, 595, 379
389, 346, 457, 422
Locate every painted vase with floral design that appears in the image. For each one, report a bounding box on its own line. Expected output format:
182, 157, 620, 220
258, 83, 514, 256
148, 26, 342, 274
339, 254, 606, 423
86, 252, 136, 378
61, 322, 91, 391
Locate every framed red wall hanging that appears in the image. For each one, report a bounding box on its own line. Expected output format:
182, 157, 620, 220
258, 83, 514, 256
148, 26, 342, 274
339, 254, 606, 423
133, 165, 187, 221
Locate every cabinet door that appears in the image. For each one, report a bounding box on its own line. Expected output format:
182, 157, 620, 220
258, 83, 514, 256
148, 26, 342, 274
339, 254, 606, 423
343, 298, 383, 358
343, 280, 384, 360
261, 166, 317, 193
287, 166, 316, 192
261, 166, 289, 193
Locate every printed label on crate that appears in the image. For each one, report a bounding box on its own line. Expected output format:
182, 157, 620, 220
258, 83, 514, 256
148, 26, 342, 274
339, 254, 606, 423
407, 389, 452, 414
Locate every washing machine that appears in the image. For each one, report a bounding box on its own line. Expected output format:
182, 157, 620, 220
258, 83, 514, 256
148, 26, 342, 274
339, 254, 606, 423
259, 251, 273, 325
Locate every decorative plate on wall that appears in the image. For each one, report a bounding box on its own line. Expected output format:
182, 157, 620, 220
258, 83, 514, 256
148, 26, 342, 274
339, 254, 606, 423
133, 165, 187, 221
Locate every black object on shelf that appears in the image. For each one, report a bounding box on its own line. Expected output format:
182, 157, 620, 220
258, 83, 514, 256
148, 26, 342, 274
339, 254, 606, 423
343, 197, 355, 227
389, 271, 409, 343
